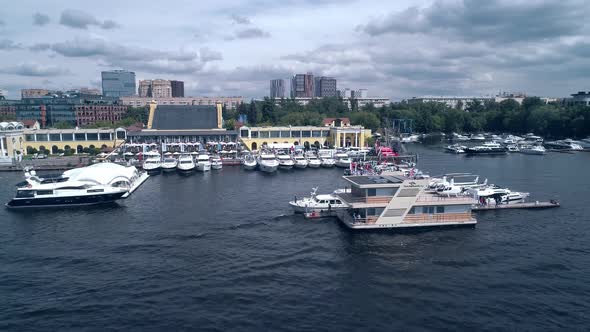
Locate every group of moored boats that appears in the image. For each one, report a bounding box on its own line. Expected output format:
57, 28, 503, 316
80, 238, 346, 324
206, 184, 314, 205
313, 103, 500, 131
142, 152, 223, 174
446, 133, 590, 155
427, 174, 530, 204
242, 149, 367, 173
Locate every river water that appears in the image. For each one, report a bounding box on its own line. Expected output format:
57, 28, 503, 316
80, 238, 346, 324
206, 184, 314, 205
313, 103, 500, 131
0, 145, 589, 331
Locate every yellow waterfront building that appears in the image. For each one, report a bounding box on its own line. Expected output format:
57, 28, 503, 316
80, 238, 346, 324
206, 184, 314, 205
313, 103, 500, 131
238, 117, 371, 151
22, 127, 127, 154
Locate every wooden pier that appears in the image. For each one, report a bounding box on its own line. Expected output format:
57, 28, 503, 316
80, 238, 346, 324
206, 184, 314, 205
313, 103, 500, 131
473, 201, 560, 211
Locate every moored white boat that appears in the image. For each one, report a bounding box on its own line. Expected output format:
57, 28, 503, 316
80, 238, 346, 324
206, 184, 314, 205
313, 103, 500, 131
177, 154, 196, 172
142, 157, 161, 173
210, 155, 223, 170
445, 144, 466, 154
334, 152, 352, 168
277, 154, 294, 169
306, 154, 322, 168
161, 157, 178, 172
242, 154, 257, 170
258, 152, 279, 173
293, 154, 309, 169
196, 154, 211, 172
520, 145, 546, 155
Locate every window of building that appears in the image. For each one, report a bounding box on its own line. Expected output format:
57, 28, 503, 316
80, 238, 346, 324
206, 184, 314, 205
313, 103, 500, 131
312, 130, 322, 137
36, 134, 48, 141
292, 131, 301, 137
61, 133, 73, 141
49, 134, 61, 141
86, 133, 99, 140
25, 134, 36, 142
75, 133, 86, 141
250, 131, 259, 138
302, 131, 311, 137
99, 133, 111, 140
116, 131, 126, 139
240, 129, 249, 137
270, 131, 280, 138
280, 131, 291, 138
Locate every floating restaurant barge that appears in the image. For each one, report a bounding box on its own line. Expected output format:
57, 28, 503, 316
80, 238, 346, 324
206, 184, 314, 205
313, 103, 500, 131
335, 174, 477, 230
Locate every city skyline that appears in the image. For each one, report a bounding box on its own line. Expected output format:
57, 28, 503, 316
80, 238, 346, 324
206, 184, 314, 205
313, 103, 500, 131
0, 0, 589, 99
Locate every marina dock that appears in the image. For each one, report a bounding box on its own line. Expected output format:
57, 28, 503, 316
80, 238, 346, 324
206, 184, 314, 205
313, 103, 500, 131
473, 201, 560, 211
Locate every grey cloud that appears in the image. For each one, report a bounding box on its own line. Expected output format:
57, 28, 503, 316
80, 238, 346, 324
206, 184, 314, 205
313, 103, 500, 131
0, 39, 23, 50
0, 63, 70, 77
0, 19, 4, 26
230, 14, 251, 25
59, 9, 120, 30
48, 37, 198, 63
226, 27, 271, 40
360, 0, 587, 44
37, 37, 208, 75
101, 20, 120, 29
282, 44, 370, 65
200, 47, 223, 62
33, 12, 50, 26
29, 43, 51, 51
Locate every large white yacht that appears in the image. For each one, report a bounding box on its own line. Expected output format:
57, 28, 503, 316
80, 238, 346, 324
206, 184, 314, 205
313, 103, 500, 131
318, 149, 336, 168
257, 152, 279, 173
210, 155, 223, 170
289, 187, 348, 213
334, 152, 352, 168
161, 157, 178, 172
277, 154, 295, 170
306, 153, 322, 168
196, 153, 212, 172
142, 157, 161, 173
293, 154, 309, 169
242, 154, 257, 170
6, 164, 149, 209
177, 154, 196, 172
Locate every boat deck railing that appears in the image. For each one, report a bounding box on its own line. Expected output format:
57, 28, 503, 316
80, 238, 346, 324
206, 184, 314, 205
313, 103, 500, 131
402, 212, 475, 224
338, 193, 393, 205
416, 192, 476, 204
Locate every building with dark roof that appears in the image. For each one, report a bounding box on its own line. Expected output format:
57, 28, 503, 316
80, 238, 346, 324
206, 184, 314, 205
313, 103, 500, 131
150, 105, 219, 130
127, 102, 237, 145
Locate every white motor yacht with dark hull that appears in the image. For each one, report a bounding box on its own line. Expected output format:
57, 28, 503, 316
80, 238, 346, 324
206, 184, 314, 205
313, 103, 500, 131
6, 164, 149, 209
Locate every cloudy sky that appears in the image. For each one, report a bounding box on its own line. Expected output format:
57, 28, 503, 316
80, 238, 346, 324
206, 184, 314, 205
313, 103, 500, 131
0, 0, 589, 100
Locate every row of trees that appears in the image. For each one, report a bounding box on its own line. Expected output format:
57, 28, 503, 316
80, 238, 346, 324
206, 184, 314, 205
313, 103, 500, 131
223, 97, 590, 139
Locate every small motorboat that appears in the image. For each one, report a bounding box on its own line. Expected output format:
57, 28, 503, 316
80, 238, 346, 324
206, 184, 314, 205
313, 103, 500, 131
142, 157, 161, 174
161, 157, 178, 172
293, 154, 309, 169
210, 155, 223, 170
242, 154, 257, 170
306, 153, 322, 168
177, 154, 196, 172
289, 187, 348, 213
520, 145, 546, 155
445, 144, 466, 154
277, 154, 294, 170
196, 154, 211, 172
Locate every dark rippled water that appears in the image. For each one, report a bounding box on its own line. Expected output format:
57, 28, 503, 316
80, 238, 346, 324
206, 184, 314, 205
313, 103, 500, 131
1, 146, 589, 331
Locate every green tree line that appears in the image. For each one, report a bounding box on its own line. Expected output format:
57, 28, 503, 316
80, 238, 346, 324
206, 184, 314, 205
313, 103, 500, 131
223, 97, 590, 139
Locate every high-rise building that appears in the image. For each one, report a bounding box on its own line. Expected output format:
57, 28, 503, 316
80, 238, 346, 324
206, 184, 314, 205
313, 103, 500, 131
138, 79, 173, 98
138, 80, 152, 97
270, 79, 286, 98
101, 70, 136, 97
291, 73, 314, 98
314, 77, 337, 97
171, 80, 184, 97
